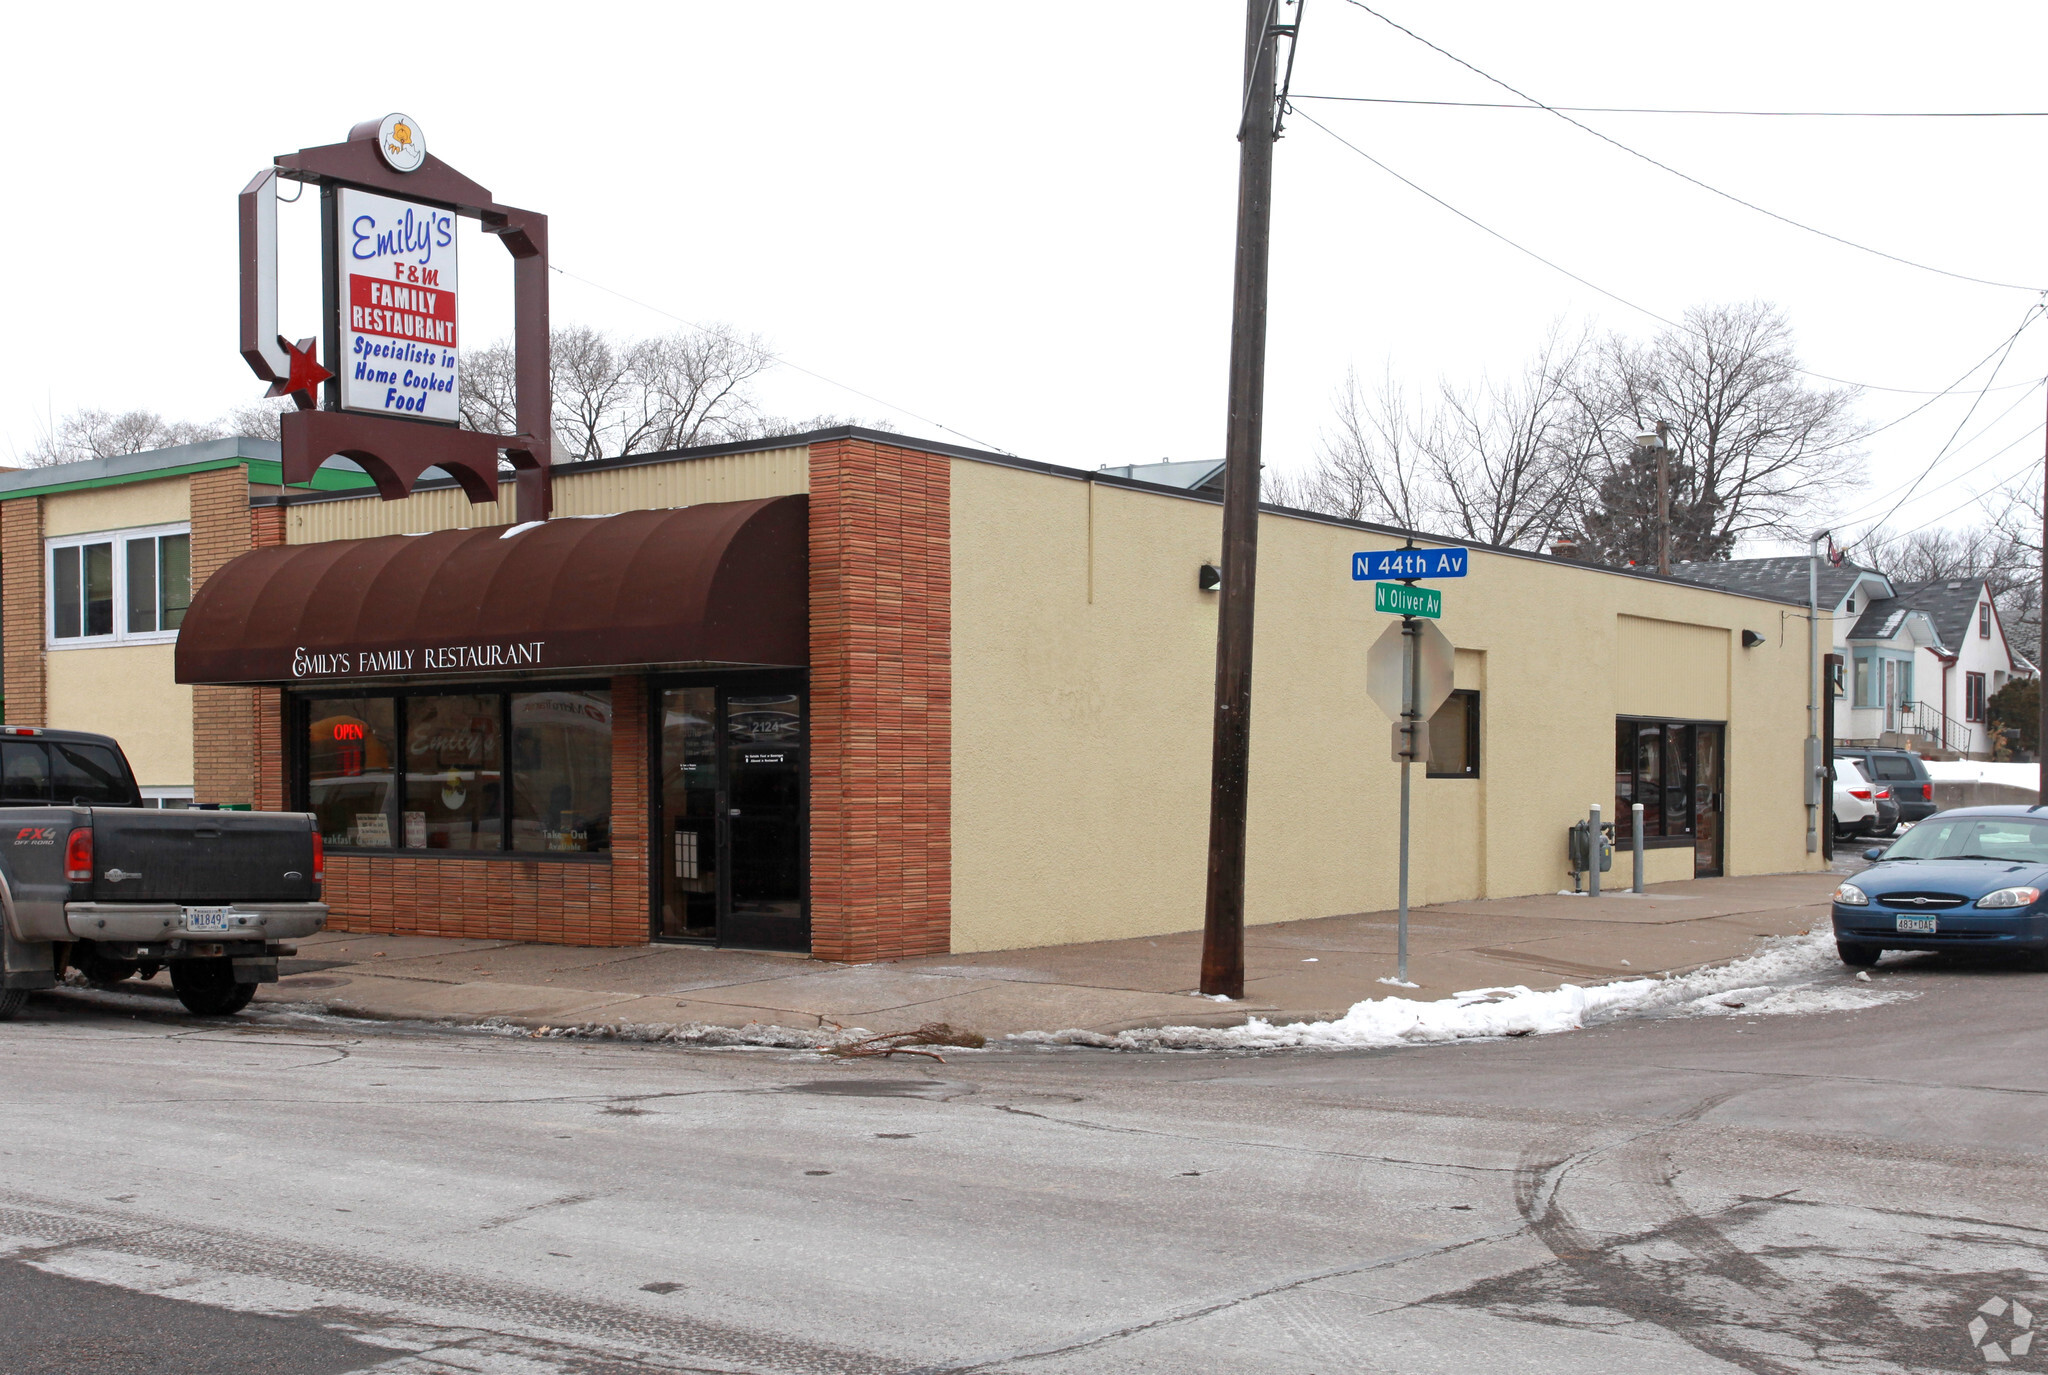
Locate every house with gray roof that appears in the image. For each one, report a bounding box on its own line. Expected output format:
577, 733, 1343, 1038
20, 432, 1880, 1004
1672, 556, 2032, 757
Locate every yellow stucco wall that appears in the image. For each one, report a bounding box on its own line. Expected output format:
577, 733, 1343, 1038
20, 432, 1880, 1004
284, 447, 810, 542
949, 460, 1819, 953
43, 476, 191, 537
40, 477, 195, 788
46, 644, 192, 787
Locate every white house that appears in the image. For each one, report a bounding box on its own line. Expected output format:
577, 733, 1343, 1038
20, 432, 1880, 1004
1673, 557, 2033, 758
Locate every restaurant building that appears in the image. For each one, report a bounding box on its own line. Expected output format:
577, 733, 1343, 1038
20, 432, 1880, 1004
0, 427, 1823, 963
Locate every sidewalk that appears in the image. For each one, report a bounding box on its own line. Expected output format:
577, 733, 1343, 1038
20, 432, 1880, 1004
190, 871, 1840, 1037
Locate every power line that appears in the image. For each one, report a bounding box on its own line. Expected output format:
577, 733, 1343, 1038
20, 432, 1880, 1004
1858, 437, 2043, 557
1830, 378, 2046, 522
1293, 94, 2048, 118
1839, 303, 2045, 552
1335, 0, 2048, 294
1292, 109, 2044, 406
548, 264, 1020, 456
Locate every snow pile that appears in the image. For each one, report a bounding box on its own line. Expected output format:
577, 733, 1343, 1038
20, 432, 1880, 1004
1012, 928, 1908, 1052
1925, 760, 2039, 790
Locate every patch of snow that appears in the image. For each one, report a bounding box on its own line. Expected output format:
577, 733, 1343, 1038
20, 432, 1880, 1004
498, 521, 546, 540
1301, 958, 1319, 963
1011, 929, 1902, 1053
1376, 977, 1419, 988
1925, 760, 2039, 789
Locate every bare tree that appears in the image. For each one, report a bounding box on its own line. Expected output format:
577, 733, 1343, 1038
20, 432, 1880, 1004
460, 324, 776, 461
1271, 329, 1593, 550
1270, 367, 1431, 528
1570, 302, 1863, 563
18, 409, 222, 467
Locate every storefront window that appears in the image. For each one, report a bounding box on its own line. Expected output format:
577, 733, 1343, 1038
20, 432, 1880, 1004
1425, 690, 1480, 778
307, 698, 398, 847
300, 687, 611, 856
510, 691, 612, 853
1616, 718, 1723, 842
405, 695, 503, 851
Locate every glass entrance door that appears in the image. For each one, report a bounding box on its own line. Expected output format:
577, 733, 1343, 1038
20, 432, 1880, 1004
1694, 724, 1724, 878
655, 683, 808, 951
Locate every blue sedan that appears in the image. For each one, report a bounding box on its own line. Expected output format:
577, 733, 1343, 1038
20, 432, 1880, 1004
1833, 806, 2048, 967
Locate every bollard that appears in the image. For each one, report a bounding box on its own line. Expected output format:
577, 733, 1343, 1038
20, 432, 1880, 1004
1589, 803, 1602, 898
1632, 802, 1645, 893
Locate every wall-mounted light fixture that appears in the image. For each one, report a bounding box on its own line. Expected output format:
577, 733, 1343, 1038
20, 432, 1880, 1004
1742, 629, 1766, 649
1199, 563, 1222, 592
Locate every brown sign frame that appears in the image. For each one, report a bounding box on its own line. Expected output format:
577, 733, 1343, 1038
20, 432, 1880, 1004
239, 118, 552, 521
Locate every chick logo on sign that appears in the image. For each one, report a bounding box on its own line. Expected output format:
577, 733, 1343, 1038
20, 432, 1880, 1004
377, 112, 426, 173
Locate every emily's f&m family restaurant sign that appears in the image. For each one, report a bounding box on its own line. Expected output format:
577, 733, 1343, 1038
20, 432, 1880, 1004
237, 111, 555, 521
292, 642, 547, 679
338, 185, 459, 420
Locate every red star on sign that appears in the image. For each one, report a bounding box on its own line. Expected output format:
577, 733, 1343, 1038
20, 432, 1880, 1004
266, 336, 332, 409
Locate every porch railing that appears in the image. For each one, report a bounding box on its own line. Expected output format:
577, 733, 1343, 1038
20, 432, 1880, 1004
1899, 699, 1971, 753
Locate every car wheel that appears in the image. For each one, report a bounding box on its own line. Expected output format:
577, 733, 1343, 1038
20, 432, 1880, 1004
1837, 941, 1882, 967
171, 960, 256, 1017
0, 987, 25, 1021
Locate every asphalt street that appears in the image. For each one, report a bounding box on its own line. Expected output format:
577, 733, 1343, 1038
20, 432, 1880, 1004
1, 945, 2044, 1374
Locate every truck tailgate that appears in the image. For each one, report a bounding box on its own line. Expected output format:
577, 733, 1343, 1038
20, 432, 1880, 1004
90, 810, 318, 906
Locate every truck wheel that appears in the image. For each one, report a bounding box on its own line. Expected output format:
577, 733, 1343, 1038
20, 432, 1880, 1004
0, 988, 25, 1021
74, 949, 140, 986
171, 961, 256, 1017
1837, 941, 1882, 967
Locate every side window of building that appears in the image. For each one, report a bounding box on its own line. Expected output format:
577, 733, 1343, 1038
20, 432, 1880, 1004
1966, 673, 1987, 722
1851, 649, 1875, 708
1980, 602, 1992, 638
48, 526, 191, 645
1425, 690, 1480, 778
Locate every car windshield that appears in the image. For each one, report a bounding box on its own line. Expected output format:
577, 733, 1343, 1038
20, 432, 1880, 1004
1884, 815, 2048, 864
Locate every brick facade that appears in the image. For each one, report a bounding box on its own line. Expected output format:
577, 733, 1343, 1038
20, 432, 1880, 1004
191, 468, 258, 806
807, 437, 952, 962
287, 675, 651, 947
0, 496, 44, 726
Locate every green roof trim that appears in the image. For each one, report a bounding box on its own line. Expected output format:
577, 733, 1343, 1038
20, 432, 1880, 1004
0, 441, 378, 500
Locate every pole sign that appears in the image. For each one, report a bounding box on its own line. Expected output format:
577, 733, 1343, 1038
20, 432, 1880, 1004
335, 185, 460, 422
1353, 547, 1469, 580
1374, 582, 1441, 618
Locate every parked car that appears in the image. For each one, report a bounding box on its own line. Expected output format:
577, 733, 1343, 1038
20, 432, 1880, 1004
0, 727, 327, 1019
1832, 758, 1879, 840
1832, 806, 2048, 966
1833, 747, 1936, 831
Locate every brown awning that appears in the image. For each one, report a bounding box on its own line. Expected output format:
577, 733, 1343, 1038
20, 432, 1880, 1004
176, 496, 807, 686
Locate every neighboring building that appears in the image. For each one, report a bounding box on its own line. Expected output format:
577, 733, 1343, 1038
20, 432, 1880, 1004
1672, 556, 2033, 757
9, 429, 1822, 960
0, 439, 375, 809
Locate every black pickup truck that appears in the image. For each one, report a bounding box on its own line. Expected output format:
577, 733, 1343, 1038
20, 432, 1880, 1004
0, 727, 326, 1019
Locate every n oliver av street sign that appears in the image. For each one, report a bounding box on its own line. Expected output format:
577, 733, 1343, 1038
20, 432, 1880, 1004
1374, 582, 1441, 618
1353, 547, 1470, 580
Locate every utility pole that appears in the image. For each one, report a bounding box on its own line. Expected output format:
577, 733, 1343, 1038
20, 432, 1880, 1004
1807, 531, 1825, 854
1201, 0, 1294, 999
2039, 378, 2046, 805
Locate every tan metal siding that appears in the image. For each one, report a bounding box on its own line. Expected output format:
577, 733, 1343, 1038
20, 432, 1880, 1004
284, 447, 810, 543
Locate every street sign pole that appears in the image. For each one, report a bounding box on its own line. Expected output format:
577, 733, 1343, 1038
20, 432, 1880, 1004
1397, 606, 1419, 984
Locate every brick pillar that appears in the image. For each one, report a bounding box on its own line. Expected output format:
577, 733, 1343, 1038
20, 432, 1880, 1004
191, 469, 257, 805
0, 496, 44, 726
808, 437, 951, 962
606, 675, 650, 944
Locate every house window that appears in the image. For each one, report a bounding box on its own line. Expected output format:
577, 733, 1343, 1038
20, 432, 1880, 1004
1980, 603, 1992, 638
1852, 649, 1878, 708
1426, 690, 1480, 778
299, 687, 613, 855
1966, 672, 1987, 723
1829, 660, 1846, 698
1846, 597, 1857, 614
47, 525, 191, 646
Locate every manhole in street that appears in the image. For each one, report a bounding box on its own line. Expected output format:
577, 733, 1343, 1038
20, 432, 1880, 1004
778, 1079, 939, 1098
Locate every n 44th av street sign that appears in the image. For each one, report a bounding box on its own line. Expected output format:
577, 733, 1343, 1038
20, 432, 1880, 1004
1353, 547, 1469, 580
1374, 582, 1441, 618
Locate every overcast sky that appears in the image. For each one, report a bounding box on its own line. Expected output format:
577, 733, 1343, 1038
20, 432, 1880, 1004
6, 1, 2046, 560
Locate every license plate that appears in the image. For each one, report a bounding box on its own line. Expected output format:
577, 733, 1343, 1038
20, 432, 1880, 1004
1895, 916, 1938, 934
182, 907, 237, 933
